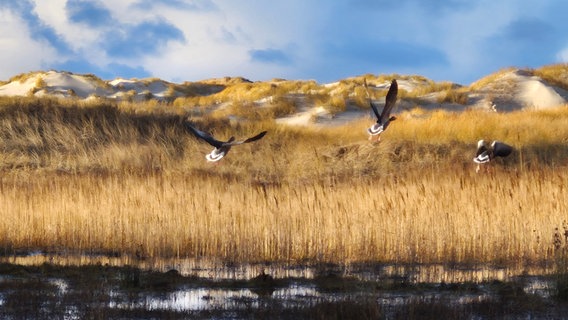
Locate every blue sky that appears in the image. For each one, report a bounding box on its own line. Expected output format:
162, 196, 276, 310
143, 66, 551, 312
1, 0, 567, 85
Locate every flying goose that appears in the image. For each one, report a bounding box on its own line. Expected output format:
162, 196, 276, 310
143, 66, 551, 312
188, 125, 267, 162
364, 79, 398, 141
473, 140, 513, 172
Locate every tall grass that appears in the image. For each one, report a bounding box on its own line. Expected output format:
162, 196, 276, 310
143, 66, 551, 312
533, 63, 568, 90
1, 96, 568, 265
1, 167, 566, 265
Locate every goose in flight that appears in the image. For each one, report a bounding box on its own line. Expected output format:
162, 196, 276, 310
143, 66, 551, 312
188, 125, 267, 162
473, 140, 513, 172
364, 79, 398, 141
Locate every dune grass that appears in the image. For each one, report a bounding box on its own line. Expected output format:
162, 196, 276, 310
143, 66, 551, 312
1, 96, 568, 266
533, 63, 568, 91
469, 67, 518, 90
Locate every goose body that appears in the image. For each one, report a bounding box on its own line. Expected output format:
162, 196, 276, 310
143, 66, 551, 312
473, 140, 513, 164
473, 140, 491, 164
188, 126, 267, 162
365, 79, 398, 139
473, 140, 513, 172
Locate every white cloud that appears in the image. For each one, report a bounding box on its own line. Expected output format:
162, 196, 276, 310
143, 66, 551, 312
0, 9, 58, 79
3, 0, 568, 83
137, 1, 320, 81
142, 32, 291, 82
31, 0, 67, 31
32, 0, 106, 61
558, 47, 568, 62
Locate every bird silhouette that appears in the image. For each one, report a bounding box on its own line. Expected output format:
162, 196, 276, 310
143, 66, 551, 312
187, 125, 267, 162
473, 140, 513, 172
364, 79, 398, 142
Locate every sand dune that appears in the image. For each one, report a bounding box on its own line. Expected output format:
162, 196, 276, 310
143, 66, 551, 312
1, 68, 567, 127
0, 70, 180, 101
469, 69, 568, 112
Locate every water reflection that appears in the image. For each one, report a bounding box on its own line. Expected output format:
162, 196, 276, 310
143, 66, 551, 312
0, 252, 557, 284
516, 276, 555, 298
112, 285, 325, 312
107, 279, 556, 314
0, 253, 563, 319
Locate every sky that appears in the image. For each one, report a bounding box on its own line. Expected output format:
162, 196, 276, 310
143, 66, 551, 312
1, 0, 567, 85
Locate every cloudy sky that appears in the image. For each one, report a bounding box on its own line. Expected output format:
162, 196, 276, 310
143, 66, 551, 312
1, 0, 567, 85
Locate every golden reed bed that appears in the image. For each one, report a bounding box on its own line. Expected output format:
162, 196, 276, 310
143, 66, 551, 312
1, 168, 567, 264
1, 97, 568, 265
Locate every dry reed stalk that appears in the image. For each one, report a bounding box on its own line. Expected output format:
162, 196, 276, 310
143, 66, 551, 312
1, 97, 568, 266
1, 167, 566, 265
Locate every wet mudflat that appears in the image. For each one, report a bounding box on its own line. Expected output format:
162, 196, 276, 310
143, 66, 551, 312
1, 257, 568, 319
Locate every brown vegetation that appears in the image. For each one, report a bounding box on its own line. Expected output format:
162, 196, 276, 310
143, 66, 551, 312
1, 96, 568, 266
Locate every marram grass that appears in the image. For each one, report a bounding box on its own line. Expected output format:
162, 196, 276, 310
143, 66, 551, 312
1, 96, 568, 265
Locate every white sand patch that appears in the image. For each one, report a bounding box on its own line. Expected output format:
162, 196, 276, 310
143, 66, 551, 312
323, 81, 340, 88
0, 71, 180, 101
515, 76, 566, 109
0, 74, 40, 96
367, 78, 430, 93
468, 69, 567, 111
42, 71, 110, 98
275, 104, 324, 126
108, 78, 172, 100
0, 71, 111, 98
276, 111, 315, 126
276, 105, 367, 127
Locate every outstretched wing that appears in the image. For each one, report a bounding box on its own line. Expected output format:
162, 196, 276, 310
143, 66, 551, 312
379, 79, 398, 124
229, 131, 268, 145
492, 141, 513, 158
187, 125, 224, 148
363, 79, 381, 120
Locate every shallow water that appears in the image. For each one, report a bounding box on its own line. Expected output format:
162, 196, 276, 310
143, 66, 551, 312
0, 252, 566, 319
0, 251, 558, 282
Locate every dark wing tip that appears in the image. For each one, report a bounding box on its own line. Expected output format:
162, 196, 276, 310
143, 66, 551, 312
231, 131, 268, 145
187, 125, 222, 147
380, 79, 398, 121
245, 130, 268, 143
